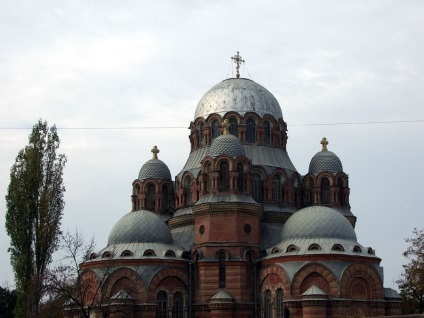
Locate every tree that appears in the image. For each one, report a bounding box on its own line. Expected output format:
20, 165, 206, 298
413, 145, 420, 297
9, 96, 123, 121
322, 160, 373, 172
0, 285, 17, 318
5, 119, 66, 318
397, 228, 424, 314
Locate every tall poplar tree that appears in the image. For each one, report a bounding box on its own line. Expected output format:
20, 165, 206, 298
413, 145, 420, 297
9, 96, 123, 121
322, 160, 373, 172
5, 119, 66, 318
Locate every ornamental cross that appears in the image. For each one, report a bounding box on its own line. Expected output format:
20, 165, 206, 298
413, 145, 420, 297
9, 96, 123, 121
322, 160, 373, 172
221, 119, 231, 135
321, 137, 328, 151
151, 145, 160, 159
231, 51, 245, 78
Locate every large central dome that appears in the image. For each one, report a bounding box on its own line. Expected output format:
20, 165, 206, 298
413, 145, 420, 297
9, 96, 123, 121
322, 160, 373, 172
194, 78, 283, 120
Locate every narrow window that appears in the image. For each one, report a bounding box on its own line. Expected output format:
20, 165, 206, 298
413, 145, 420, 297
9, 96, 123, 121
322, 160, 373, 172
252, 173, 262, 203
219, 252, 226, 288
146, 184, 156, 211
206, 163, 213, 192
199, 123, 205, 146
211, 120, 219, 139
308, 179, 314, 205
246, 118, 256, 143
157, 291, 167, 318
245, 251, 254, 288
219, 161, 229, 191
276, 289, 284, 318
274, 175, 282, 204
320, 177, 330, 205
264, 121, 271, 145
229, 118, 238, 137
172, 292, 184, 318
337, 178, 344, 206
162, 185, 169, 213
264, 290, 272, 318
184, 177, 192, 206
237, 163, 244, 192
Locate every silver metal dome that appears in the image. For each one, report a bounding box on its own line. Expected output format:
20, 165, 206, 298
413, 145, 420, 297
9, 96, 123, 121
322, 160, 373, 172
209, 134, 246, 158
308, 150, 343, 175
281, 206, 357, 241
108, 210, 173, 245
194, 78, 283, 120
138, 159, 172, 181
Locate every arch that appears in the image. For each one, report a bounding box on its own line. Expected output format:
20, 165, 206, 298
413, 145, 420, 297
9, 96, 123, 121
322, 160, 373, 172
286, 245, 299, 252
263, 289, 272, 318
211, 119, 220, 139
350, 277, 370, 299
308, 243, 321, 250
146, 183, 156, 211
274, 174, 283, 204
149, 268, 190, 296
102, 267, 146, 302
121, 250, 133, 257
307, 177, 315, 205
165, 250, 176, 257
246, 117, 256, 143
331, 244, 345, 252
156, 290, 167, 318
143, 249, 156, 257
199, 122, 205, 146
276, 288, 284, 318
300, 272, 330, 295
102, 251, 112, 258
162, 184, 171, 213
184, 176, 192, 206
219, 161, 229, 191
353, 245, 362, 253
252, 172, 263, 203
236, 162, 244, 192
337, 177, 344, 206
264, 120, 271, 145
229, 117, 239, 137
320, 177, 330, 205
291, 262, 339, 297
172, 291, 184, 318
258, 265, 290, 294
340, 262, 384, 299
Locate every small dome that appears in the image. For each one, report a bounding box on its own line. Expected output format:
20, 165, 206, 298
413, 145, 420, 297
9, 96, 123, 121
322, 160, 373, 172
138, 159, 172, 181
209, 134, 246, 158
108, 210, 173, 245
194, 78, 283, 120
308, 138, 343, 174
281, 206, 357, 241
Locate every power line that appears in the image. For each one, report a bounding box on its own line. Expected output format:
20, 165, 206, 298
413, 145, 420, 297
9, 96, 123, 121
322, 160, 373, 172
0, 119, 423, 130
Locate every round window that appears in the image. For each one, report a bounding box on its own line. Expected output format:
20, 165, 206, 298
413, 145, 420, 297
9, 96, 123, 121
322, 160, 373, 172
199, 225, 205, 235
244, 224, 251, 234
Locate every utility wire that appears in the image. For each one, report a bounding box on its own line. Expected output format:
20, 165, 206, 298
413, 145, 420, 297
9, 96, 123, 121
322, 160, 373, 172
0, 119, 423, 130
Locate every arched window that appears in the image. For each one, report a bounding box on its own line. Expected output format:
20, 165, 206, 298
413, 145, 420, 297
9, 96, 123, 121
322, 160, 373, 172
308, 179, 314, 205
172, 292, 184, 318
292, 177, 299, 205
184, 177, 192, 206
308, 243, 321, 250
320, 177, 330, 205
274, 174, 282, 204
264, 121, 271, 145
206, 163, 213, 192
337, 178, 344, 206
211, 120, 220, 139
162, 185, 170, 213
199, 123, 205, 146
237, 163, 244, 193
219, 161, 229, 191
219, 252, 226, 288
229, 118, 238, 137
264, 290, 272, 318
157, 291, 167, 318
146, 184, 156, 211
245, 251, 254, 288
246, 118, 256, 143
276, 288, 284, 318
252, 173, 262, 203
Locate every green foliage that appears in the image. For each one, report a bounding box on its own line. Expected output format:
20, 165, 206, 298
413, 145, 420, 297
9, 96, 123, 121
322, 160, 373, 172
5, 119, 66, 318
397, 228, 424, 314
0, 285, 17, 318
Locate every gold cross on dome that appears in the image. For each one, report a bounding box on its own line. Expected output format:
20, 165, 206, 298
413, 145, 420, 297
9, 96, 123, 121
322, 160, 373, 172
321, 137, 328, 151
231, 51, 245, 78
151, 145, 160, 159
221, 119, 231, 135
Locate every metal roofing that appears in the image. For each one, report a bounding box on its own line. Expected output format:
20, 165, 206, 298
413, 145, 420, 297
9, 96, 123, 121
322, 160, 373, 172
194, 78, 283, 120
108, 210, 173, 245
308, 150, 343, 174
209, 134, 245, 158
281, 206, 356, 241
170, 225, 194, 251
138, 159, 172, 181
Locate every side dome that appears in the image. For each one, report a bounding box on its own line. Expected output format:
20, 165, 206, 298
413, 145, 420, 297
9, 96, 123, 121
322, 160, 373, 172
138, 146, 171, 181
209, 133, 246, 158
281, 206, 357, 241
309, 137, 343, 174
108, 210, 173, 245
194, 78, 283, 120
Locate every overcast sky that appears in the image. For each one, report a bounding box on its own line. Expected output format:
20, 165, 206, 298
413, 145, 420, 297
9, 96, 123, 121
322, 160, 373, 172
1, 1, 423, 289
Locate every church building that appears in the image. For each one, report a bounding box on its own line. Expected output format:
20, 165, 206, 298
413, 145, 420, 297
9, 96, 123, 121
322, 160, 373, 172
68, 53, 402, 318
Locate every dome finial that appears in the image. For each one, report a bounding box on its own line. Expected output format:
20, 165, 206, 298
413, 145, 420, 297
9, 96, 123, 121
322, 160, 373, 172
151, 145, 160, 159
221, 119, 231, 135
231, 51, 245, 78
320, 137, 328, 152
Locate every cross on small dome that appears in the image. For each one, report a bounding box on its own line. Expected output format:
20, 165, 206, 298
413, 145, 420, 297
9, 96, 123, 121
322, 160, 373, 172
151, 145, 160, 159
321, 137, 328, 151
